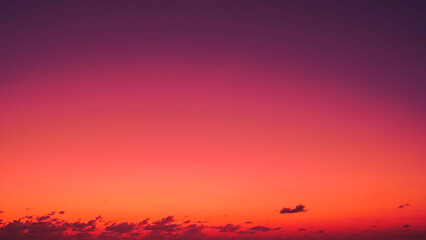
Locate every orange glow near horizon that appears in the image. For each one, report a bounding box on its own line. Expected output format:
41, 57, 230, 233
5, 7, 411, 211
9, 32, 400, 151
1, 64, 425, 227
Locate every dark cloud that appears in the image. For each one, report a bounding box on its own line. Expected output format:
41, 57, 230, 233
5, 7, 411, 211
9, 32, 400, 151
0, 211, 3, 214
249, 226, 271, 232
236, 230, 256, 235
182, 224, 205, 234
279, 204, 306, 214
105, 222, 136, 233
69, 216, 101, 232
214, 224, 241, 232
245, 221, 252, 224
144, 216, 179, 232
138, 218, 149, 227
18, 215, 34, 221
399, 203, 410, 208
1, 213, 424, 240
59, 211, 65, 214
36, 215, 51, 221
0, 214, 102, 240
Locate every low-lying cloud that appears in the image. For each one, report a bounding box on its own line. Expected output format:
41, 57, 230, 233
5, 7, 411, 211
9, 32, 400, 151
0, 212, 423, 240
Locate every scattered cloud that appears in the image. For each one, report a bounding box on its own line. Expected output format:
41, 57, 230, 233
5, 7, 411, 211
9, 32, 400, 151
214, 224, 241, 232
249, 226, 271, 232
236, 230, 256, 235
279, 204, 306, 214
144, 216, 178, 232
105, 222, 136, 233
0, 212, 422, 240
398, 203, 410, 208
182, 224, 205, 235
37, 215, 51, 221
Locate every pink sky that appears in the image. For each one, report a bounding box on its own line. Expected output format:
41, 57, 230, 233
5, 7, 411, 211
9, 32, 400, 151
1, 1, 425, 239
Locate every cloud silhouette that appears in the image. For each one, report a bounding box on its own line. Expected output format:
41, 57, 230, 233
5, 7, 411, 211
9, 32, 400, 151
214, 224, 241, 232
236, 230, 256, 235
138, 219, 149, 227
249, 226, 271, 232
105, 222, 136, 233
36, 215, 51, 221
69, 216, 102, 232
182, 224, 205, 234
0, 214, 102, 240
398, 203, 410, 208
279, 204, 306, 214
0, 212, 424, 240
144, 216, 179, 232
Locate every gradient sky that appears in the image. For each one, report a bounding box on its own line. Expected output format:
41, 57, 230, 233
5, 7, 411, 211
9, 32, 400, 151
1, 1, 426, 239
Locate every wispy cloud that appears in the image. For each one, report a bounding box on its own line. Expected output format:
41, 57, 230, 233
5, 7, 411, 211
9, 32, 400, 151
398, 203, 410, 208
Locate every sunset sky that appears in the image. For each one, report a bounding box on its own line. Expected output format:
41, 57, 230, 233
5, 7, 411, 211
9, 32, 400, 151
0, 1, 425, 239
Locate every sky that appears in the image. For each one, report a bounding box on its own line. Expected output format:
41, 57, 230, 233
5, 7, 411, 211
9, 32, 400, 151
0, 1, 425, 239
